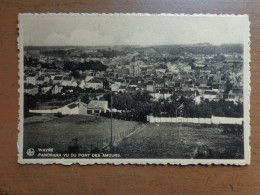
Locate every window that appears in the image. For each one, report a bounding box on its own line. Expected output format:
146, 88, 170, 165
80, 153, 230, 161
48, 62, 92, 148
94, 110, 100, 114
87, 110, 92, 114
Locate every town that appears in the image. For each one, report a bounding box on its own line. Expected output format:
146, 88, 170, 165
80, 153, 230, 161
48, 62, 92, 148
23, 44, 244, 121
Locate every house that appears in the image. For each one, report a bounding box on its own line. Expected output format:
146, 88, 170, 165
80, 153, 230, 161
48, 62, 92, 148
219, 83, 227, 92
63, 70, 72, 76
126, 86, 137, 93
44, 69, 61, 76
26, 74, 38, 85
117, 73, 127, 79
85, 75, 94, 82
150, 89, 173, 100
137, 83, 147, 91
174, 82, 181, 90
129, 79, 138, 88
128, 60, 142, 76
175, 90, 195, 98
228, 88, 243, 103
166, 62, 179, 73
77, 80, 85, 89
146, 81, 154, 92
167, 81, 175, 88
216, 92, 224, 100
24, 84, 39, 95
203, 91, 217, 101
155, 68, 166, 74
194, 95, 203, 104
212, 84, 220, 92
118, 86, 126, 92
61, 76, 74, 86
52, 84, 63, 94
87, 100, 108, 115
52, 76, 63, 84
111, 83, 120, 92
154, 80, 165, 89
85, 78, 103, 89
41, 83, 52, 94
114, 78, 122, 86
57, 102, 79, 115
197, 79, 207, 87
36, 76, 50, 85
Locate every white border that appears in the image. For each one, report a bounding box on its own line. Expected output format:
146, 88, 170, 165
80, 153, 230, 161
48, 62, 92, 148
18, 13, 251, 165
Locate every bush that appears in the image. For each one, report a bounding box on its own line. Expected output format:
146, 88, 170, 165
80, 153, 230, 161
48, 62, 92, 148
54, 112, 64, 118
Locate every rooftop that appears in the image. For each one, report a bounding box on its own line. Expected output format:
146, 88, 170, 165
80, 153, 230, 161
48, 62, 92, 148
88, 100, 108, 109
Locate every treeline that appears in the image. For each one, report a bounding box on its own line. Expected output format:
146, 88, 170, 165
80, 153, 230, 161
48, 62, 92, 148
152, 44, 243, 55
24, 56, 58, 69
24, 56, 40, 67
25, 90, 243, 122
99, 91, 243, 122
81, 49, 127, 58
64, 60, 108, 71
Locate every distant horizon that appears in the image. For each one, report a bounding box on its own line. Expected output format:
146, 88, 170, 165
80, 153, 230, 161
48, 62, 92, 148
20, 15, 248, 47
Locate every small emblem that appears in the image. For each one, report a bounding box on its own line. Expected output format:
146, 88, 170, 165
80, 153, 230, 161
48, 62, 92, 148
26, 148, 35, 157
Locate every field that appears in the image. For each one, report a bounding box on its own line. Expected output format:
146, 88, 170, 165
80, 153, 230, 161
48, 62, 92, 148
23, 114, 139, 158
111, 123, 244, 159
23, 115, 244, 159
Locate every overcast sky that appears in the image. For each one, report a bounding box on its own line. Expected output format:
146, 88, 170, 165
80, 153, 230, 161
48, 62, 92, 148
20, 14, 248, 46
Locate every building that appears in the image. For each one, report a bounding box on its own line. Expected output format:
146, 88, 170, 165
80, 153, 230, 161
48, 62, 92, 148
146, 81, 154, 92
85, 78, 103, 89
129, 60, 142, 76
203, 91, 217, 101
44, 69, 61, 76
154, 80, 165, 89
61, 76, 74, 86
77, 80, 85, 89
111, 83, 120, 92
36, 76, 50, 85
52, 84, 63, 94
57, 102, 79, 115
52, 76, 63, 84
41, 84, 52, 94
29, 101, 88, 115
118, 86, 126, 92
26, 74, 38, 85
87, 100, 108, 115
137, 83, 147, 91
24, 84, 39, 95
150, 89, 173, 100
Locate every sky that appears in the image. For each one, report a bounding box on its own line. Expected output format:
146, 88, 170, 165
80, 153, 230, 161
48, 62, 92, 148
20, 14, 249, 46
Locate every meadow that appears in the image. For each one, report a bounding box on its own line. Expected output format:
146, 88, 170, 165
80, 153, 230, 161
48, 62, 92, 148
112, 123, 244, 159
23, 115, 243, 159
23, 114, 138, 158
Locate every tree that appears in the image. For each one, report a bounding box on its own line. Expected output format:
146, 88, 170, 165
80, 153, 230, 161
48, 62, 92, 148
224, 80, 233, 93
103, 79, 110, 89
70, 70, 80, 78
24, 94, 37, 115
81, 94, 90, 104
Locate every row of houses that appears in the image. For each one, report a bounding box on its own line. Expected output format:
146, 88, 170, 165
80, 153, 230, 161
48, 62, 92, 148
25, 74, 104, 89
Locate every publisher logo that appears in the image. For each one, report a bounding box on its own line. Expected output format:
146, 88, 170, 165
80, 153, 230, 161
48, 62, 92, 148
26, 148, 35, 157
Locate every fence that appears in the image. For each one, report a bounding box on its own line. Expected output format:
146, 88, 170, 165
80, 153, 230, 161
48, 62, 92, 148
84, 124, 143, 153
147, 115, 243, 125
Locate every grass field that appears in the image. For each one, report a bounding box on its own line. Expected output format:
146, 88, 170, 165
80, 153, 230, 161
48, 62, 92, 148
24, 115, 244, 159
111, 123, 244, 159
23, 114, 138, 158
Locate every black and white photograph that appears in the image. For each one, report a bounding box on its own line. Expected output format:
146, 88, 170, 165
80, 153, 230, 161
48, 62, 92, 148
18, 14, 250, 165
